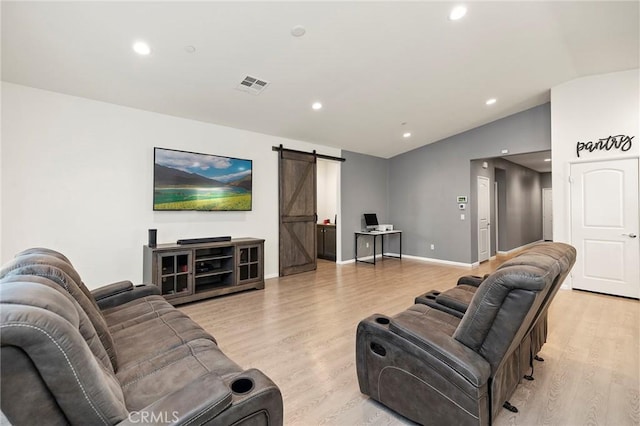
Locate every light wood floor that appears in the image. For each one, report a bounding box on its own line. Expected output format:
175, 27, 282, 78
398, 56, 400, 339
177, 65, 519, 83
180, 256, 640, 426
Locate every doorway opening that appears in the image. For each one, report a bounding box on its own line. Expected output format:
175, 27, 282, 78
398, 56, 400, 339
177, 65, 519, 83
275, 145, 344, 276
470, 150, 552, 263
317, 159, 340, 262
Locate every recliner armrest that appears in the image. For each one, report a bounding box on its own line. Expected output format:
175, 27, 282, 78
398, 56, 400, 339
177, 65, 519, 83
388, 316, 491, 387
93, 281, 161, 310
117, 372, 232, 425
456, 275, 486, 287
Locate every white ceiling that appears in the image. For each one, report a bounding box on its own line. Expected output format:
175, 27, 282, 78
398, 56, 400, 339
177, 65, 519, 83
501, 150, 552, 173
2, 1, 638, 158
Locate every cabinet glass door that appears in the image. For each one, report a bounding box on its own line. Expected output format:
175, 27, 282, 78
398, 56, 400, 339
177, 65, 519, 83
158, 251, 192, 297
238, 245, 261, 283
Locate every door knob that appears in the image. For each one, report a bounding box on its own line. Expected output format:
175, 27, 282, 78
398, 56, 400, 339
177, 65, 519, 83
622, 233, 637, 238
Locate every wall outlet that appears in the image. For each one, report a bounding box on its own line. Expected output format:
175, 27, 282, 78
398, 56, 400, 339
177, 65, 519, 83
430, 244, 435, 250
366, 242, 370, 248
460, 214, 465, 220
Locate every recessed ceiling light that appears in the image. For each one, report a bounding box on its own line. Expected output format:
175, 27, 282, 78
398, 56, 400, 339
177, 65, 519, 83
485, 98, 497, 106
403, 132, 412, 138
449, 5, 467, 21
184, 45, 196, 53
544, 158, 551, 162
312, 102, 323, 110
291, 25, 306, 37
132, 41, 151, 55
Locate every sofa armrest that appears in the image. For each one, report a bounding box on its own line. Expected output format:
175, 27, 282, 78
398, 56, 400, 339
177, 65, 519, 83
93, 281, 161, 310
91, 280, 133, 300
217, 368, 284, 425
456, 275, 486, 287
357, 313, 490, 404
118, 372, 232, 426
388, 316, 490, 387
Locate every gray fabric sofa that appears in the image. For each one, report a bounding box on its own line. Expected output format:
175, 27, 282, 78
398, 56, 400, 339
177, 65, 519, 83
0, 248, 283, 425
356, 242, 576, 425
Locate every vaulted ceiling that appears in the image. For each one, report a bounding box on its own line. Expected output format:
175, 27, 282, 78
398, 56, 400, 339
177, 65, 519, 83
2, 1, 638, 158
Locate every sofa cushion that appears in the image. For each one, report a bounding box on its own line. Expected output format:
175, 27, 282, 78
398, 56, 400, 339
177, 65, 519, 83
453, 260, 559, 373
117, 338, 242, 410
393, 303, 461, 336
1, 274, 114, 373
13, 251, 101, 312
112, 309, 216, 370
100, 295, 182, 331
0, 281, 128, 424
0, 261, 119, 370
436, 285, 476, 313
15, 247, 73, 263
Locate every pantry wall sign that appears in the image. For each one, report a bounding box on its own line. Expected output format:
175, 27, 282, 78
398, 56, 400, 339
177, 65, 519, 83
576, 134, 634, 158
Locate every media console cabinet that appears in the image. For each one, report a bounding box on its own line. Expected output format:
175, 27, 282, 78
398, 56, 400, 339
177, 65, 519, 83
143, 238, 264, 305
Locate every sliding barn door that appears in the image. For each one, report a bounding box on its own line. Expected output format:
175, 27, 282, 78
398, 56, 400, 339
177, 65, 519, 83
279, 151, 317, 276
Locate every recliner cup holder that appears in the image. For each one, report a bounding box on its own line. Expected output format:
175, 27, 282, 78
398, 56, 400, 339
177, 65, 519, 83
370, 342, 386, 357
375, 317, 390, 325
426, 295, 437, 300
432, 291, 441, 296
231, 377, 254, 395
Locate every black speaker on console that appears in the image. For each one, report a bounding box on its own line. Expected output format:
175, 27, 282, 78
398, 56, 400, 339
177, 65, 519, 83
148, 229, 157, 248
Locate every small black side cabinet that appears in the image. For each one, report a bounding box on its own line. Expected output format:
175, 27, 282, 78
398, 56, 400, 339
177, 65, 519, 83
317, 224, 336, 261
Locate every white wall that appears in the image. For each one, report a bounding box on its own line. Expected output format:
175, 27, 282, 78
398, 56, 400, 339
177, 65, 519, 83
1, 83, 341, 288
551, 69, 639, 283
317, 159, 339, 224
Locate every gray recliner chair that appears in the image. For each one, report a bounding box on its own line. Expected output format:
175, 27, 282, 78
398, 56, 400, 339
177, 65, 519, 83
415, 242, 575, 380
355, 242, 576, 425
1, 248, 283, 425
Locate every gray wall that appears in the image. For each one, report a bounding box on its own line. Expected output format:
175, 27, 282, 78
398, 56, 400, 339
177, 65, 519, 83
387, 103, 551, 264
495, 168, 508, 251
500, 159, 543, 251
540, 172, 552, 188
340, 150, 389, 261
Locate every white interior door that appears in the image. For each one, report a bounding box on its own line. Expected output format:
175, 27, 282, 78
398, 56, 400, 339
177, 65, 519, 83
477, 176, 490, 263
542, 188, 553, 241
570, 158, 639, 299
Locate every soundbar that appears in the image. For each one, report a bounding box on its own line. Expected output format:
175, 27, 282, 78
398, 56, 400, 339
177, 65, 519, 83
176, 236, 232, 245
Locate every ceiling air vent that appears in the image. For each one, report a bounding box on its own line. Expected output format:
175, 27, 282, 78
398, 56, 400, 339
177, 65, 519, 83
236, 75, 270, 95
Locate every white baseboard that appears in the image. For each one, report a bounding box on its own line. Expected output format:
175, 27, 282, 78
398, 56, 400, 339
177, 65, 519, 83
497, 240, 543, 255
338, 253, 474, 268
395, 254, 474, 268
265, 273, 279, 280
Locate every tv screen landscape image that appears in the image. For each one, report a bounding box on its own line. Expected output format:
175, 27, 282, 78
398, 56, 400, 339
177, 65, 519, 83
154, 147, 252, 211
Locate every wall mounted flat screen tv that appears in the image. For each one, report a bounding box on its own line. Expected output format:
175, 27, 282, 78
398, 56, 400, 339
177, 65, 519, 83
154, 147, 252, 211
